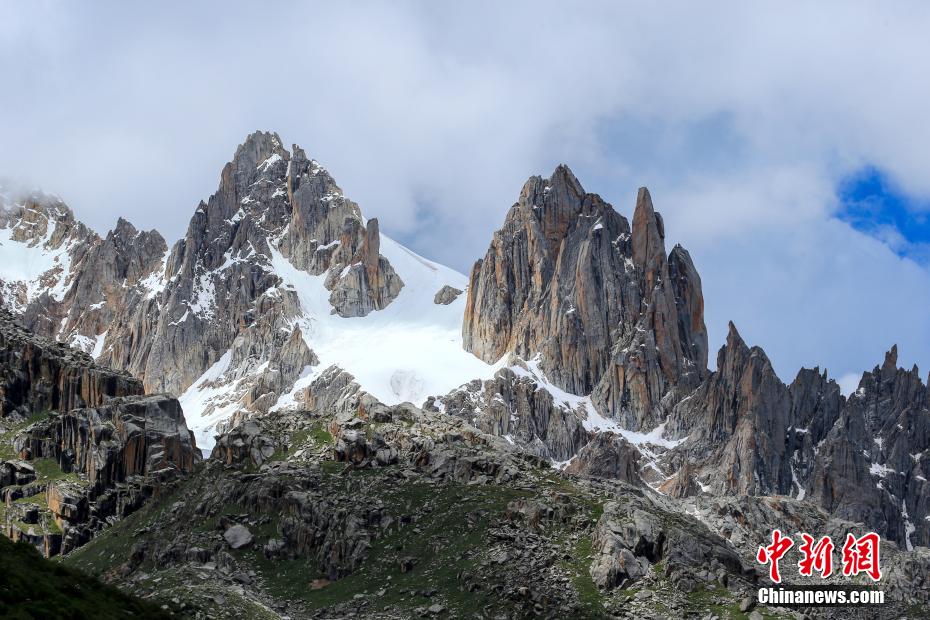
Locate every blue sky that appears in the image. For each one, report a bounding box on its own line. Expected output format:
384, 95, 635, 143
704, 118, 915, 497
3, 1, 930, 393
837, 168, 930, 264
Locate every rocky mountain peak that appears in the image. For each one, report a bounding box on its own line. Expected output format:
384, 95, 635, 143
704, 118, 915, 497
882, 343, 900, 378
111, 216, 136, 235
631, 186, 669, 297
231, 130, 289, 171
464, 170, 707, 433
0, 191, 87, 249
668, 244, 708, 369
717, 321, 749, 370
513, 164, 590, 260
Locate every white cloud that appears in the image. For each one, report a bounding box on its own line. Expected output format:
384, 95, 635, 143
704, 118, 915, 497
2, 1, 930, 384
838, 373, 862, 397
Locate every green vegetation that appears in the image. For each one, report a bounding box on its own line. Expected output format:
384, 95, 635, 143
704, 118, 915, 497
306, 425, 333, 445
683, 587, 789, 619
0, 410, 54, 460
30, 458, 83, 484
0, 534, 175, 619
555, 492, 605, 615
267, 424, 334, 463
563, 535, 601, 612
2, 492, 61, 535
64, 476, 195, 576
1, 415, 87, 539
243, 477, 533, 615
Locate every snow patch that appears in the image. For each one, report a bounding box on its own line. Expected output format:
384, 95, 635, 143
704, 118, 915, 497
92, 330, 108, 358
869, 462, 897, 478
189, 272, 216, 319
178, 351, 241, 451
141, 254, 169, 300
0, 218, 75, 310
903, 500, 915, 551
257, 153, 283, 172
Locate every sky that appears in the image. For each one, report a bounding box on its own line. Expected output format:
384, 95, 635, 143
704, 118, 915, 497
3, 1, 930, 393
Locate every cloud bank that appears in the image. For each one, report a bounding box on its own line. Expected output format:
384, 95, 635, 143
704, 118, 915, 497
2, 1, 930, 389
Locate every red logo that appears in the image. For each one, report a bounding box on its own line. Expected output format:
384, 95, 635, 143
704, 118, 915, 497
756, 529, 794, 583
841, 532, 882, 581
756, 531, 882, 583
798, 533, 834, 578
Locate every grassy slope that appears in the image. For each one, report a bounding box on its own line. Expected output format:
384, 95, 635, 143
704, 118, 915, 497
0, 534, 175, 620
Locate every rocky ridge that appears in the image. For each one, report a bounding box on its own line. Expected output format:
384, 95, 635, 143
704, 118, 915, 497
0, 307, 200, 557
58, 382, 930, 619
1, 134, 409, 444
462, 171, 707, 432
3, 132, 930, 600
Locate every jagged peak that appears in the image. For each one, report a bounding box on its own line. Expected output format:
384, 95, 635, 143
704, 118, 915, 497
0, 189, 72, 221
631, 186, 670, 283
725, 320, 745, 348
111, 216, 138, 237
230, 130, 289, 174
289, 144, 340, 188
549, 163, 583, 194
107, 217, 167, 253
790, 365, 836, 389
668, 243, 693, 264
518, 163, 584, 207
237, 130, 284, 154
633, 187, 664, 240
713, 321, 781, 388
718, 321, 748, 363
635, 186, 653, 211
883, 344, 899, 372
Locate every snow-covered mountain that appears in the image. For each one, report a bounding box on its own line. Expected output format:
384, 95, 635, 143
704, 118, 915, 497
0, 132, 502, 449
5, 130, 930, 552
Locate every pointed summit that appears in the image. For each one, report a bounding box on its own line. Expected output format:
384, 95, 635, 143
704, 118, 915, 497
111, 216, 139, 239
726, 321, 745, 348
547, 163, 584, 200
883, 344, 899, 372
632, 186, 669, 295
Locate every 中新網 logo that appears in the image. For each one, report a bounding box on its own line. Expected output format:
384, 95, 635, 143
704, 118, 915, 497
756, 530, 882, 583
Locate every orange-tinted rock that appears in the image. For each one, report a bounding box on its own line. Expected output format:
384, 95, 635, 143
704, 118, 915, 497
463, 168, 707, 431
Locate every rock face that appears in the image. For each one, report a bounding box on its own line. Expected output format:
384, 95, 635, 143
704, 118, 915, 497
564, 432, 642, 485
662, 323, 792, 497
14, 395, 199, 493
433, 284, 462, 305
657, 324, 930, 549
463, 170, 707, 431
211, 419, 276, 469
6, 140, 930, 557
433, 362, 590, 462
590, 494, 749, 590
0, 306, 141, 418
805, 346, 930, 550
0, 310, 200, 557
0, 190, 167, 357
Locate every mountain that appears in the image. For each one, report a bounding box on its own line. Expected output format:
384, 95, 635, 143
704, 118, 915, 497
3, 131, 930, 617
0, 305, 199, 556
0, 133, 492, 451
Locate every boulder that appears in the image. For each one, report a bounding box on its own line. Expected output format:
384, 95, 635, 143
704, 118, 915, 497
223, 524, 254, 550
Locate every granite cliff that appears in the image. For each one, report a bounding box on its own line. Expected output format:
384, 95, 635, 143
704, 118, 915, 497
3, 133, 930, 617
